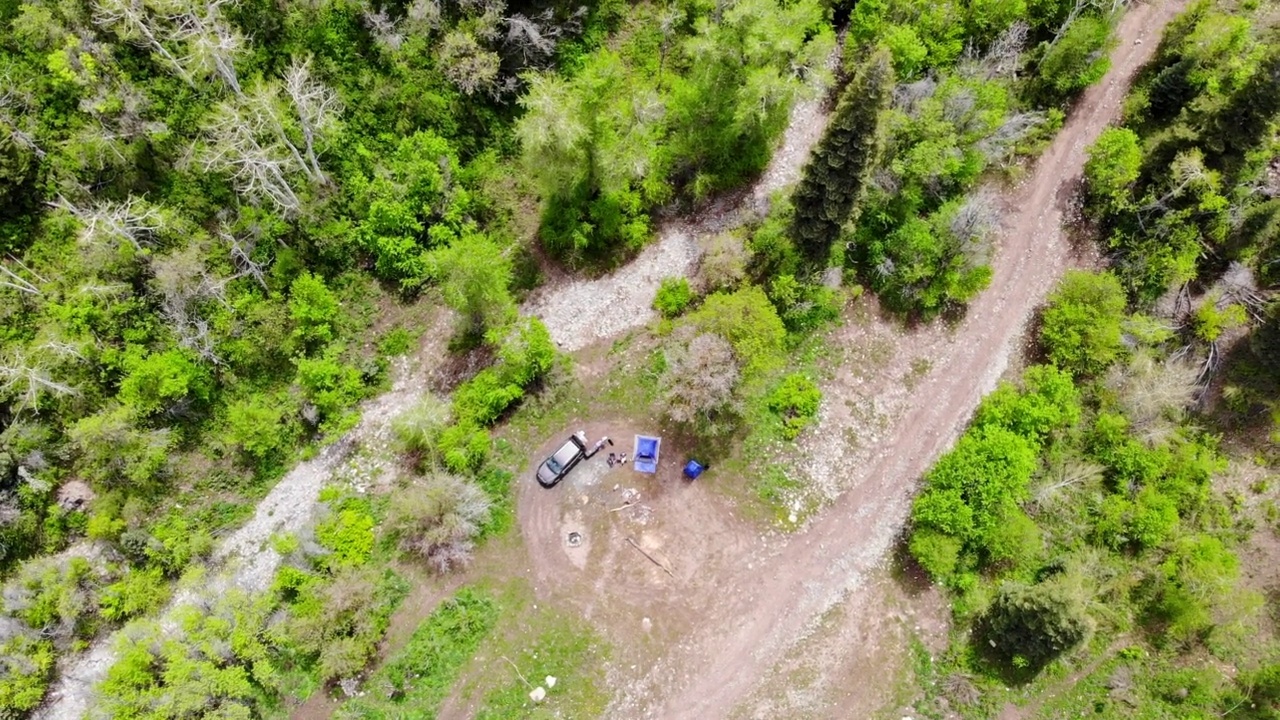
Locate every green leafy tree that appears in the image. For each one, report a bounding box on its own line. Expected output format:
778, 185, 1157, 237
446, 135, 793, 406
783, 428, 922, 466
910, 426, 1039, 579
1038, 15, 1115, 98
1040, 270, 1127, 376
686, 286, 787, 374
432, 232, 514, 340
790, 49, 894, 258
117, 349, 212, 417
289, 272, 339, 352
1084, 127, 1141, 212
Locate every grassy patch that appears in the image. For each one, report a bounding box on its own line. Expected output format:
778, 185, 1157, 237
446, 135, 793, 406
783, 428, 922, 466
473, 616, 610, 719
335, 586, 499, 719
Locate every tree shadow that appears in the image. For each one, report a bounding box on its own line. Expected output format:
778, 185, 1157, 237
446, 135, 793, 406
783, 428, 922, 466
889, 530, 936, 599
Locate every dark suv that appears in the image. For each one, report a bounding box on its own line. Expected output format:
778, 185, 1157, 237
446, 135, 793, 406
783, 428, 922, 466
536, 434, 588, 487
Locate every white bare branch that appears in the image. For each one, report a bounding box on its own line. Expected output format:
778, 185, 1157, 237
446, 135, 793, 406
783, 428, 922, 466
52, 195, 166, 250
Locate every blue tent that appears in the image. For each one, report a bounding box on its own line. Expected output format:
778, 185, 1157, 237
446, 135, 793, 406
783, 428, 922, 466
683, 460, 704, 480
634, 435, 661, 473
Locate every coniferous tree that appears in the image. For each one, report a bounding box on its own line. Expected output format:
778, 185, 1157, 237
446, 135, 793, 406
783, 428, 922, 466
790, 48, 894, 259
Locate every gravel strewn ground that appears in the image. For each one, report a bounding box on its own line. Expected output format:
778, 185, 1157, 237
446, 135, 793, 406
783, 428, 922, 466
37, 354, 427, 720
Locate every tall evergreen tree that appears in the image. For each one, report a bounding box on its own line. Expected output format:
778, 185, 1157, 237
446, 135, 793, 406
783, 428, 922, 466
790, 48, 894, 260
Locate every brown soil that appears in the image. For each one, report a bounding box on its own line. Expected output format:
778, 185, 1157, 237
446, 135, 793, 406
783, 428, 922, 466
508, 3, 1189, 718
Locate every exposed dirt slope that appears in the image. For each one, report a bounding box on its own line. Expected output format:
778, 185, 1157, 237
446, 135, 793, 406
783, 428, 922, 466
629, 3, 1187, 717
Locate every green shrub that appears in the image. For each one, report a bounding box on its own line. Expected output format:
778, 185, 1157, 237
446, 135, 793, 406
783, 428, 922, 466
143, 514, 214, 576
289, 272, 340, 352
0, 635, 55, 715
225, 397, 290, 462
1038, 15, 1115, 98
452, 369, 524, 426
438, 422, 490, 475
276, 567, 409, 682
391, 394, 451, 464
99, 591, 282, 718
315, 498, 376, 569
294, 349, 367, 424
495, 317, 557, 388
766, 374, 822, 440
653, 277, 694, 318
99, 567, 169, 622
117, 349, 213, 417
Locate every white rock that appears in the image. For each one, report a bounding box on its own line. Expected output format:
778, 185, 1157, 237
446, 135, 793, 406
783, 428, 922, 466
545, 675, 557, 688
642, 617, 652, 632
530, 687, 547, 702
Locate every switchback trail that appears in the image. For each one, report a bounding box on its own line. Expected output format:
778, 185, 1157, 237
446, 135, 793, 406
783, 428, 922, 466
633, 2, 1186, 717
33, 65, 838, 720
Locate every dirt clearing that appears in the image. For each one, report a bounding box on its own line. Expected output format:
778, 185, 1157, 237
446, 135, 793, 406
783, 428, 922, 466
557, 2, 1189, 717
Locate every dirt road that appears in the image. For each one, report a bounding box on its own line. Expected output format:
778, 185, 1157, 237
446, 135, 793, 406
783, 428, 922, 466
628, 3, 1186, 717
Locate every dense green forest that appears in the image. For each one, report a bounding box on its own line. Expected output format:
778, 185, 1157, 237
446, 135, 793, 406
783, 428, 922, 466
906, 0, 1280, 716
0, 0, 1276, 713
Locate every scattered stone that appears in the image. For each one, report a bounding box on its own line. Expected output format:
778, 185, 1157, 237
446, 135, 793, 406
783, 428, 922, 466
788, 512, 797, 524
530, 686, 547, 702
545, 676, 557, 688
642, 617, 652, 633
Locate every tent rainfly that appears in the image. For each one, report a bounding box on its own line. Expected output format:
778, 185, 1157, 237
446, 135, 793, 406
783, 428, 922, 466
633, 435, 660, 473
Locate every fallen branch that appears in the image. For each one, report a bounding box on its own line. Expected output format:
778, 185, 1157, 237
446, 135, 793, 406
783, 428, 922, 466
500, 655, 535, 691
609, 502, 636, 512
626, 537, 674, 578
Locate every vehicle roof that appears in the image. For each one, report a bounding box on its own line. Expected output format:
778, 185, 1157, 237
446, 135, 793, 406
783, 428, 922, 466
551, 439, 582, 465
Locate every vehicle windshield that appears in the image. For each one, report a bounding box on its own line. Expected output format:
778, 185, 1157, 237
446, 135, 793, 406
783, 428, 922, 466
544, 456, 562, 474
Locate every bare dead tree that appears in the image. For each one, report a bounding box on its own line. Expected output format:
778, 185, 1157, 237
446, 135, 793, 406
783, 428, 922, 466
1106, 352, 1199, 444
406, 0, 443, 30
281, 58, 343, 181
363, 9, 405, 51
52, 195, 166, 250
219, 228, 269, 289
94, 0, 244, 93
176, 1, 245, 96
976, 111, 1046, 164
983, 21, 1029, 79
892, 77, 937, 114
949, 190, 1000, 266
94, 0, 195, 86
0, 353, 80, 412
504, 7, 586, 67
194, 100, 304, 214
1219, 261, 1271, 322
0, 258, 43, 296
151, 245, 231, 363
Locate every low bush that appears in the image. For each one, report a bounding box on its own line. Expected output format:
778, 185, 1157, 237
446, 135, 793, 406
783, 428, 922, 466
0, 634, 55, 716
653, 277, 694, 318
766, 374, 822, 440
385, 474, 491, 573
314, 495, 376, 570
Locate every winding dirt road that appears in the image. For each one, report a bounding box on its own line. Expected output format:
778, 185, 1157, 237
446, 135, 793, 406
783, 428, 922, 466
625, 2, 1186, 717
